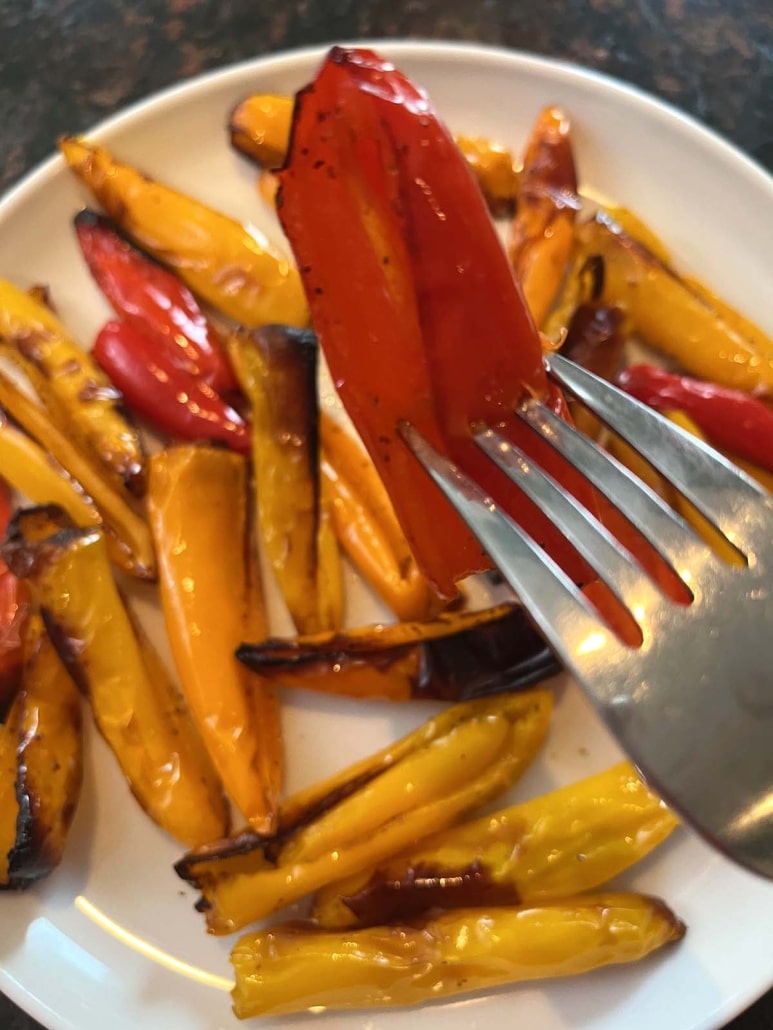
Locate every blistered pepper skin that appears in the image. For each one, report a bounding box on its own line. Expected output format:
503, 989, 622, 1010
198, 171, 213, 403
313, 761, 678, 927
230, 893, 686, 1018
177, 691, 552, 934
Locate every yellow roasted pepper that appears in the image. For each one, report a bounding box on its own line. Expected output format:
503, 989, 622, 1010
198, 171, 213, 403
6, 614, 83, 887
227, 327, 343, 634
229, 93, 519, 215
230, 892, 686, 1018
313, 761, 678, 927
663, 411, 744, 566
320, 413, 437, 622
147, 445, 283, 834
0, 370, 154, 578
577, 211, 773, 395
176, 690, 552, 934
59, 135, 308, 328
2, 507, 229, 848
237, 602, 557, 702
0, 693, 22, 888
510, 107, 579, 327
0, 279, 145, 494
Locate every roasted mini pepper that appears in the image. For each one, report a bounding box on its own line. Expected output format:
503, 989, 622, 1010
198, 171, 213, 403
0, 368, 155, 579
2, 614, 83, 889
229, 92, 519, 214
0, 480, 27, 717
176, 690, 552, 933
237, 603, 559, 702
618, 364, 773, 474
230, 892, 685, 1018
94, 320, 250, 455
2, 506, 229, 848
60, 135, 308, 328
74, 210, 237, 394
147, 445, 283, 834
312, 761, 678, 927
0, 278, 145, 494
577, 211, 773, 395
278, 47, 598, 597
509, 106, 579, 327
227, 326, 342, 634
320, 413, 437, 622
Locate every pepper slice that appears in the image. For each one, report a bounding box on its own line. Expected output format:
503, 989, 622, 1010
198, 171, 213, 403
74, 210, 237, 394
230, 893, 685, 1018
237, 603, 559, 702
94, 320, 250, 455
618, 364, 773, 474
176, 690, 552, 934
278, 47, 597, 596
312, 761, 678, 927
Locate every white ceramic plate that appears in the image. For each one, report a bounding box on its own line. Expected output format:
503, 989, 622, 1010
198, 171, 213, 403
1, 41, 772, 1030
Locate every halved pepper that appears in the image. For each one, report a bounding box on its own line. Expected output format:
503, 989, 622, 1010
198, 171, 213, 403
59, 135, 308, 329
74, 210, 237, 394
230, 893, 685, 1018
226, 326, 342, 634
0, 480, 27, 717
176, 690, 552, 934
278, 47, 598, 597
509, 106, 580, 327
312, 761, 678, 927
618, 364, 773, 473
2, 506, 229, 847
0, 278, 146, 494
3, 614, 83, 889
320, 413, 437, 622
237, 603, 559, 702
577, 211, 773, 395
94, 320, 251, 455
147, 445, 283, 834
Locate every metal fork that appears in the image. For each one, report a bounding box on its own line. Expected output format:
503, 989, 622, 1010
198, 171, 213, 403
401, 353, 773, 880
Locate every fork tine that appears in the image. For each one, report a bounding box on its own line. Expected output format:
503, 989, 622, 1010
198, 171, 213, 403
547, 353, 769, 551
516, 398, 709, 575
475, 427, 663, 613
399, 422, 625, 670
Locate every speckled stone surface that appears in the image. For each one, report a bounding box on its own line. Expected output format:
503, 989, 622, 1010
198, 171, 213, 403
0, 0, 772, 1027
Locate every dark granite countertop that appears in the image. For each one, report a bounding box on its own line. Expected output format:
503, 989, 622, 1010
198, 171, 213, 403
0, 0, 772, 1027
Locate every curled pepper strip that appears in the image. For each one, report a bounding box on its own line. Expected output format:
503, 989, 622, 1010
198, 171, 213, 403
312, 761, 678, 928
230, 893, 685, 1018
176, 690, 552, 934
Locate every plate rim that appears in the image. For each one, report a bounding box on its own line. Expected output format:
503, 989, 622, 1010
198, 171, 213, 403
1, 38, 772, 1030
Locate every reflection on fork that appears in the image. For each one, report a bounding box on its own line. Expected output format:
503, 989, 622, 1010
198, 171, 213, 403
401, 353, 773, 880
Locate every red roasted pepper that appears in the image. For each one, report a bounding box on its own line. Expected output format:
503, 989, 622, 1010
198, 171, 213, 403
278, 47, 599, 598
93, 320, 250, 454
75, 210, 237, 394
0, 481, 28, 717
618, 365, 773, 473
